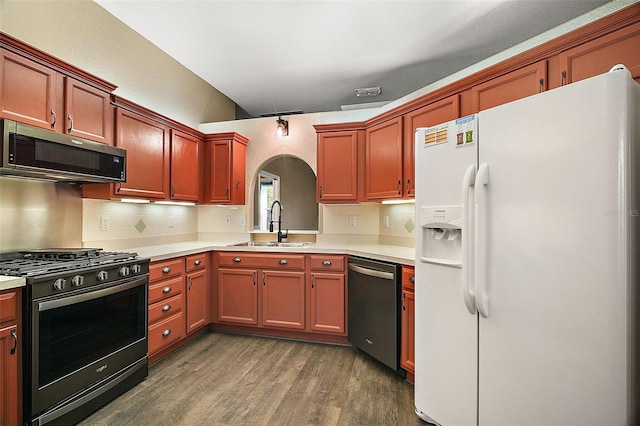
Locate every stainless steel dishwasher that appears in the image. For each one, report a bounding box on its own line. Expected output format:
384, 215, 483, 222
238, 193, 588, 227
348, 256, 402, 373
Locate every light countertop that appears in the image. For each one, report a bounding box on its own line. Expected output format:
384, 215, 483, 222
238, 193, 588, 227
0, 240, 415, 291
125, 239, 415, 266
0, 275, 25, 291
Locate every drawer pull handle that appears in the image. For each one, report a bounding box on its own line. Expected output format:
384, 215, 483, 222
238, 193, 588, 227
409, 276, 415, 283
322, 260, 332, 266
162, 267, 171, 273
162, 286, 171, 293
162, 329, 172, 337
162, 304, 171, 312
279, 259, 288, 265
10, 330, 17, 355
194, 260, 201, 266
232, 257, 241, 263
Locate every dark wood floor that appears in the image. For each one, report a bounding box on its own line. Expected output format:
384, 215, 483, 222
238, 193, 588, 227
79, 331, 424, 425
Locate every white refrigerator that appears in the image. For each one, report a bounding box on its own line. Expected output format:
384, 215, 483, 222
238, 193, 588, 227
414, 65, 640, 426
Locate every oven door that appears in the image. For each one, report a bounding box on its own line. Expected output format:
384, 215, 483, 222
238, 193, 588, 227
29, 275, 148, 417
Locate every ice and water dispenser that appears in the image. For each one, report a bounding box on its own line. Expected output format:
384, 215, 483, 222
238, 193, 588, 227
418, 206, 463, 268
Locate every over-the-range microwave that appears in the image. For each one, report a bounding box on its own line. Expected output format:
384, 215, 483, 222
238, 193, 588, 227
0, 119, 126, 183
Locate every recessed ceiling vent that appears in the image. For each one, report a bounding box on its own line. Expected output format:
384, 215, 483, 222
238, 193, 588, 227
355, 86, 381, 97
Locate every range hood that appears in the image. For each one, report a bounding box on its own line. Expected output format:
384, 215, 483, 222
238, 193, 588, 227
0, 119, 126, 183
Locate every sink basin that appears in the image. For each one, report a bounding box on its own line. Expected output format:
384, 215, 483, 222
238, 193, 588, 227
229, 241, 313, 248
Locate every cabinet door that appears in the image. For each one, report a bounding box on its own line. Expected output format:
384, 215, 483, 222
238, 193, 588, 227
365, 117, 403, 200
309, 272, 345, 334
229, 139, 247, 205
471, 60, 547, 112
64, 77, 113, 144
261, 271, 305, 330
403, 95, 460, 197
115, 108, 170, 199
559, 22, 640, 84
0, 325, 19, 426
217, 268, 258, 325
317, 131, 359, 202
400, 289, 415, 375
0, 49, 60, 131
171, 130, 200, 202
186, 269, 208, 333
207, 140, 232, 203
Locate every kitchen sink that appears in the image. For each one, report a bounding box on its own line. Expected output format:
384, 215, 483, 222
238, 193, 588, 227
229, 241, 313, 248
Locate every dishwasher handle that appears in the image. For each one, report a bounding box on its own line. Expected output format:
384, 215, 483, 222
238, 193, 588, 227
348, 263, 395, 280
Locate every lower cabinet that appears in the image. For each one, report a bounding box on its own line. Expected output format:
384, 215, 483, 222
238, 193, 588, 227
216, 252, 306, 331
214, 252, 348, 340
0, 288, 21, 426
308, 255, 346, 334
400, 266, 415, 381
148, 253, 210, 361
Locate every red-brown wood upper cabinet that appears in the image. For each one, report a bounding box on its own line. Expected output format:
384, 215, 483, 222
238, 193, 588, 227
365, 116, 403, 201
0, 48, 113, 144
204, 133, 248, 205
403, 95, 460, 197
83, 107, 171, 200
170, 130, 200, 202
559, 21, 640, 85
471, 60, 547, 113
315, 130, 360, 203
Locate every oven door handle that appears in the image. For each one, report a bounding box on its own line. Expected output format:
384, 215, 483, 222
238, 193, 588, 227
38, 277, 147, 312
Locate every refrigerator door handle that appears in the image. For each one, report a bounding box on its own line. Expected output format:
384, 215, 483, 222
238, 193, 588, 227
474, 162, 490, 318
461, 164, 477, 314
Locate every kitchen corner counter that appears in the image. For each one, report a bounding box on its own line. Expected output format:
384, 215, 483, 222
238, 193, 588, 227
122, 239, 414, 265
0, 275, 26, 290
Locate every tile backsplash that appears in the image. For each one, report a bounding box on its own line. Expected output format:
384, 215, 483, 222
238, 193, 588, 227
82, 199, 199, 249
1, 177, 414, 252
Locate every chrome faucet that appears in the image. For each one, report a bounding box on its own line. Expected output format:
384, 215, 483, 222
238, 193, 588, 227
269, 200, 288, 242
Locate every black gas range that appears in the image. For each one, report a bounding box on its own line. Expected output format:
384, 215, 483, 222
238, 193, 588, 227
0, 248, 150, 426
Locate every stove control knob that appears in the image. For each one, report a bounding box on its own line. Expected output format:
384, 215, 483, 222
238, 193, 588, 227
119, 266, 130, 277
53, 278, 66, 291
71, 275, 84, 287
97, 270, 109, 281
131, 264, 142, 274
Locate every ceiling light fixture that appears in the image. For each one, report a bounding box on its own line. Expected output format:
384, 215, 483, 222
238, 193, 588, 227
355, 86, 381, 97
276, 116, 289, 137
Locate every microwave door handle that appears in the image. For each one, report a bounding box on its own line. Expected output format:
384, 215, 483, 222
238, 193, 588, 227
461, 164, 477, 315
474, 163, 490, 318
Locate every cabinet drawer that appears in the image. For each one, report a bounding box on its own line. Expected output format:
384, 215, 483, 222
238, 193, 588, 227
148, 312, 184, 355
148, 276, 184, 304
309, 255, 344, 272
0, 290, 18, 324
148, 293, 184, 324
217, 252, 305, 270
402, 266, 415, 292
185, 252, 208, 272
149, 258, 185, 283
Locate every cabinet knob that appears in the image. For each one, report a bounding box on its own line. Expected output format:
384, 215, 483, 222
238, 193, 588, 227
162, 286, 171, 293
232, 257, 241, 263
279, 259, 288, 265
162, 267, 171, 274
194, 259, 202, 266
162, 304, 172, 312
162, 329, 172, 337
409, 276, 415, 283
322, 260, 332, 266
